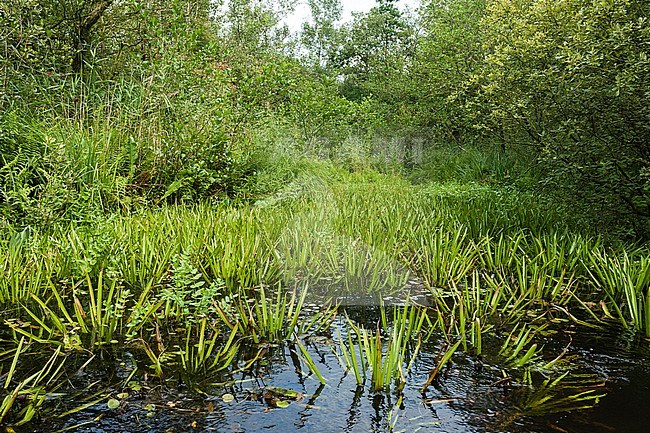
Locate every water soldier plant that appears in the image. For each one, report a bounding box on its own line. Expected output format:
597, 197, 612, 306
0, 167, 647, 429
337, 301, 428, 392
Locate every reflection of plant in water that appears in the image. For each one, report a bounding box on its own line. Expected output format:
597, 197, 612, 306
0, 340, 66, 426
491, 323, 607, 426
515, 372, 606, 416
487, 369, 606, 430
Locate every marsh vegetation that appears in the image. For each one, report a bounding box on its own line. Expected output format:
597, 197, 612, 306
1, 1, 649, 432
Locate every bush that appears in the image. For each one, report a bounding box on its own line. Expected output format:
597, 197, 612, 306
477, 0, 650, 238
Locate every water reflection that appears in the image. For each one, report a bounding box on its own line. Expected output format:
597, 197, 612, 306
26, 315, 650, 433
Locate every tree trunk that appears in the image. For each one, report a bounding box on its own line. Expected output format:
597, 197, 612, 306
72, 0, 114, 73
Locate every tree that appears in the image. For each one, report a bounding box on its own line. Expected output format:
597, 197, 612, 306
0, 0, 216, 84
71, 0, 114, 73
333, 0, 415, 102
408, 0, 485, 141
300, 0, 342, 71
477, 0, 650, 234
221, 0, 294, 56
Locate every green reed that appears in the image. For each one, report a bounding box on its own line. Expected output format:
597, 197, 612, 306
339, 303, 427, 392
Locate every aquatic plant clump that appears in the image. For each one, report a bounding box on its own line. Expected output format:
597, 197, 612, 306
0, 168, 647, 431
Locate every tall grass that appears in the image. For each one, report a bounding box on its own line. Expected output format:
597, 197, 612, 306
0, 69, 265, 230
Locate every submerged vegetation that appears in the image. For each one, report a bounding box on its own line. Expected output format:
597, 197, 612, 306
1, 0, 649, 431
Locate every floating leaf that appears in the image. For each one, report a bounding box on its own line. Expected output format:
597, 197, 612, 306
222, 393, 235, 403
117, 392, 129, 399
128, 381, 142, 392
107, 399, 120, 410
275, 400, 290, 408
265, 387, 303, 401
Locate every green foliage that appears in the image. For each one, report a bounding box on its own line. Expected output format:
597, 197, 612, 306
3, 3, 649, 426
221, 0, 293, 56
0, 0, 338, 228
408, 0, 485, 139
333, 0, 415, 104
477, 0, 650, 236
301, 0, 343, 71
0, 1, 214, 93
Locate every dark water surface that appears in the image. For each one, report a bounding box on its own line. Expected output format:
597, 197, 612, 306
20, 311, 650, 433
